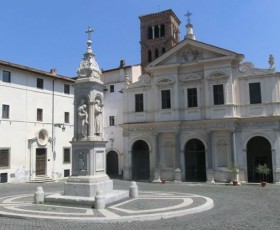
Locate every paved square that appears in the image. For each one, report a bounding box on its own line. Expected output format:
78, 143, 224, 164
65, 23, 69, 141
0, 180, 279, 230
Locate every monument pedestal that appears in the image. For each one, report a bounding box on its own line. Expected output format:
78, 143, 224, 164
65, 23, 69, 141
64, 175, 113, 197
45, 140, 128, 207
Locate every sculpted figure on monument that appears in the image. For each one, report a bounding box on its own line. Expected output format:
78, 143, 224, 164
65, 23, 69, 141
78, 100, 88, 138
78, 152, 87, 172
94, 98, 103, 136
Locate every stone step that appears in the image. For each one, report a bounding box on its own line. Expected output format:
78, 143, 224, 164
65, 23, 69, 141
29, 175, 55, 183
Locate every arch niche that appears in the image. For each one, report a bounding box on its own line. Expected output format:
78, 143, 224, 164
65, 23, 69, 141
132, 140, 150, 181
106, 150, 119, 178
184, 138, 207, 182
246, 136, 273, 183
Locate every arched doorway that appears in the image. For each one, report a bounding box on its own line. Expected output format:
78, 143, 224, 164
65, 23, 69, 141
185, 139, 206, 182
132, 140, 150, 180
247, 136, 273, 183
106, 151, 119, 178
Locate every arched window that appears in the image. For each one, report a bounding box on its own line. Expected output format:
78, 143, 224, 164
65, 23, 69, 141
161, 47, 166, 55
154, 25, 159, 38
155, 49, 159, 59
148, 26, 153, 39
148, 50, 152, 62
160, 24, 165, 37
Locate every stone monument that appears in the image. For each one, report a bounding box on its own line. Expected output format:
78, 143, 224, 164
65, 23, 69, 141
46, 26, 128, 207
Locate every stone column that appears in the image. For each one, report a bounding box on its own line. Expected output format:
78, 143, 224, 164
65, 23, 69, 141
231, 131, 236, 164
174, 132, 182, 182
180, 149, 185, 181
207, 131, 213, 169
153, 133, 161, 182
128, 150, 132, 180
207, 131, 215, 183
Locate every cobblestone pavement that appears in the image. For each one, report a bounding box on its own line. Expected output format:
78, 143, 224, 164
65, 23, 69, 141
0, 180, 280, 230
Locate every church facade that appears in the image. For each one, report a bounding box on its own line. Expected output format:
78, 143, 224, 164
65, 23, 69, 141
121, 10, 280, 183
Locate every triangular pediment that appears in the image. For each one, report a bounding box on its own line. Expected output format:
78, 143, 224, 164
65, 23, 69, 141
146, 38, 243, 69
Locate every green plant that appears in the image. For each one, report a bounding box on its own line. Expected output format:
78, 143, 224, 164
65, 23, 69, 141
256, 164, 270, 182
229, 163, 239, 173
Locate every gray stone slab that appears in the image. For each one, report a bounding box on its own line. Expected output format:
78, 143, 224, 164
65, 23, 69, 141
45, 190, 129, 208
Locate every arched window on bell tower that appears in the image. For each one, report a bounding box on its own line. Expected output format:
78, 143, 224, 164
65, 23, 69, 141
148, 50, 152, 62
155, 49, 159, 59
160, 24, 165, 37
154, 26, 159, 38
148, 26, 153, 39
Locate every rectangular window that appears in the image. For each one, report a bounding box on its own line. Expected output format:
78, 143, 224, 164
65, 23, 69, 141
110, 85, 114, 92
0, 149, 9, 168
187, 88, 198, 108
64, 84, 70, 94
2, 71, 11, 83
161, 90, 171, 109
64, 112, 70, 124
0, 173, 8, 183
37, 78, 44, 89
2, 105, 9, 119
63, 148, 71, 163
109, 116, 115, 126
135, 94, 144, 112
213, 84, 224, 105
249, 82, 262, 104
64, 169, 70, 177
37, 108, 43, 121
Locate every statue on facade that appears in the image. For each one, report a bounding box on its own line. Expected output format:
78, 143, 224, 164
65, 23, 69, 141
94, 98, 103, 136
269, 54, 275, 69
77, 100, 88, 138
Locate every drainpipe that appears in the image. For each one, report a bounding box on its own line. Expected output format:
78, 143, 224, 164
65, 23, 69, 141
52, 79, 55, 178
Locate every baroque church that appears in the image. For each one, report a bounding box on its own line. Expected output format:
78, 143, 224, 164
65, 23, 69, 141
121, 9, 280, 183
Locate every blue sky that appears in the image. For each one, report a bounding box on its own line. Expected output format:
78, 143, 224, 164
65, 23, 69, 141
1, 0, 279, 77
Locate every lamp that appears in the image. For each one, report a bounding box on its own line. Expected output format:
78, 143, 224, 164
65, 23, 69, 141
54, 123, 65, 132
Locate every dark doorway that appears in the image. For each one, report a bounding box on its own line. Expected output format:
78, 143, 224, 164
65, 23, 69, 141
247, 136, 273, 183
106, 151, 119, 178
185, 139, 206, 182
36, 148, 46, 175
132, 140, 150, 180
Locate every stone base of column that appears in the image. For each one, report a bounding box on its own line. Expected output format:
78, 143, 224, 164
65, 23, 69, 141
64, 175, 113, 197
207, 169, 215, 184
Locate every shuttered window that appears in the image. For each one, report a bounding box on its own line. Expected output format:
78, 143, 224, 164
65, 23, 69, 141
63, 148, 71, 164
0, 149, 9, 167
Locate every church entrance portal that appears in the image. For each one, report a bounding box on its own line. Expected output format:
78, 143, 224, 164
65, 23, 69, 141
106, 151, 119, 177
132, 140, 150, 180
36, 148, 46, 175
247, 136, 273, 183
185, 139, 206, 182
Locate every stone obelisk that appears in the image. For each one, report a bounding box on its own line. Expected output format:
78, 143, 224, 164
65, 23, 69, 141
64, 26, 112, 197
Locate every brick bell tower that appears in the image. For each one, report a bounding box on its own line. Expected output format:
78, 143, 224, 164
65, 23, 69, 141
139, 9, 181, 70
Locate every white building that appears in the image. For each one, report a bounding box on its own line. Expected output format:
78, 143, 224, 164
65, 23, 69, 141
122, 10, 280, 183
101, 60, 141, 177
2, 9, 280, 185
0, 60, 74, 183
